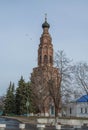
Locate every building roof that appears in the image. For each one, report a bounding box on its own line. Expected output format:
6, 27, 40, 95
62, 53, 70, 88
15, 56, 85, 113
76, 95, 88, 102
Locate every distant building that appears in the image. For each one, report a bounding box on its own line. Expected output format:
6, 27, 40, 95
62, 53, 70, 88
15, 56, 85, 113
66, 95, 88, 118
31, 16, 60, 116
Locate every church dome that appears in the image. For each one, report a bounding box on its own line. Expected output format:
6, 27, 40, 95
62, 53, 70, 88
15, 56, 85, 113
42, 20, 50, 29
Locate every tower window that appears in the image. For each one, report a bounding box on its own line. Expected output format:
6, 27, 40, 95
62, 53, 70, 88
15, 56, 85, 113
50, 56, 52, 64
44, 55, 48, 64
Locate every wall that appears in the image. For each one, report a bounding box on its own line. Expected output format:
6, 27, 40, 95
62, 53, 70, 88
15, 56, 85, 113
37, 118, 88, 126
66, 102, 88, 117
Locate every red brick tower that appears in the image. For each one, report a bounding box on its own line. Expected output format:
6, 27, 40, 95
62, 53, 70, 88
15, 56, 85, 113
38, 16, 53, 67
31, 16, 60, 116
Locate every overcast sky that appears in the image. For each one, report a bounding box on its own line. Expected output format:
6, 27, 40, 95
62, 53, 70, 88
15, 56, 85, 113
0, 0, 88, 96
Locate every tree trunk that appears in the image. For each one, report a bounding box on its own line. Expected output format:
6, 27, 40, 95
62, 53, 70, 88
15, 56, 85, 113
55, 106, 58, 118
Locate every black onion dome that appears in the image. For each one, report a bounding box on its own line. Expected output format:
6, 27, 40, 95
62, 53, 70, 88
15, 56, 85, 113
42, 21, 50, 29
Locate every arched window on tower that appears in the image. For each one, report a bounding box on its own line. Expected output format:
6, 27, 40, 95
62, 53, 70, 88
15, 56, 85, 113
50, 56, 53, 64
44, 55, 48, 64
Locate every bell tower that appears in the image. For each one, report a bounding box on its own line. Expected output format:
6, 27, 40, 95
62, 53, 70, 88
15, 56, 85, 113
31, 16, 60, 116
38, 15, 53, 67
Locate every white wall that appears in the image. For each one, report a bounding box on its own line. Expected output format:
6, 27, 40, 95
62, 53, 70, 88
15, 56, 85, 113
66, 102, 88, 117
66, 102, 77, 117
37, 118, 88, 126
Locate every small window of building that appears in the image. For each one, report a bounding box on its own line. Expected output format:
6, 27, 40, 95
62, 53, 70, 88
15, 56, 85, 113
70, 108, 72, 114
81, 108, 83, 113
85, 108, 87, 113
51, 106, 55, 115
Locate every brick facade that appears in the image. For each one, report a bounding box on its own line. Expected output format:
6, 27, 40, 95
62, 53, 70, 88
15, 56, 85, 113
31, 18, 60, 116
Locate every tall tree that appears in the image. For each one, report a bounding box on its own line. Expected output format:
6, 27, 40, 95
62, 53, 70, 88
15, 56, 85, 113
4, 82, 15, 115
55, 50, 73, 103
15, 76, 33, 115
15, 76, 26, 115
48, 50, 72, 118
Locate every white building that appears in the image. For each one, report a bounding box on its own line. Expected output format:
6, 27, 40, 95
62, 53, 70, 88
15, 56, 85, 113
66, 95, 88, 118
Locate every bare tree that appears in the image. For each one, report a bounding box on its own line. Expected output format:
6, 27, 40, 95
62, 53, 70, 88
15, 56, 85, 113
48, 50, 73, 118
72, 62, 88, 95
48, 77, 61, 118
55, 50, 73, 102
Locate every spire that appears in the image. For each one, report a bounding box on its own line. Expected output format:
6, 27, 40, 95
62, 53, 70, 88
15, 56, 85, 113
42, 14, 50, 29
45, 13, 47, 22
